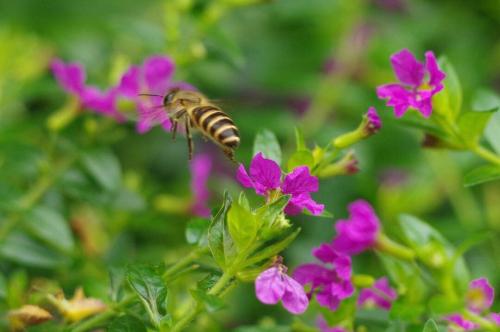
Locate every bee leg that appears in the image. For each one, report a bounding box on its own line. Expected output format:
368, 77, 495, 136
224, 148, 236, 163
185, 117, 194, 160
171, 120, 178, 141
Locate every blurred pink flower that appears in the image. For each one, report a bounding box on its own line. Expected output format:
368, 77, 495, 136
51, 59, 124, 121
377, 49, 445, 118
237, 153, 324, 216
190, 154, 213, 218
255, 264, 309, 314
444, 314, 478, 331
293, 243, 354, 311
316, 315, 349, 332
331, 200, 380, 255
116, 55, 194, 133
357, 277, 397, 310
466, 278, 494, 314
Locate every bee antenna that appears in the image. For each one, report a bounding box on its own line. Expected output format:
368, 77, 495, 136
139, 93, 164, 97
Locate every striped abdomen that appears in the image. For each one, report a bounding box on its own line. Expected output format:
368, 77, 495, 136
190, 105, 240, 149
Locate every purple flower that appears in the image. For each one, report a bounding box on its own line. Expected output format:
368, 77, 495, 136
377, 49, 446, 118
331, 200, 380, 255
357, 277, 397, 310
190, 154, 213, 218
444, 314, 478, 331
293, 243, 354, 311
51, 59, 124, 120
316, 315, 349, 332
466, 278, 494, 314
236, 153, 324, 216
116, 55, 194, 133
255, 265, 309, 314
490, 313, 500, 326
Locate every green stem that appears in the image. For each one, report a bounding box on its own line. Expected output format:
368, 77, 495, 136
170, 271, 236, 332
472, 145, 500, 167
0, 156, 75, 241
462, 310, 499, 331
71, 294, 136, 332
375, 233, 416, 261
163, 247, 209, 281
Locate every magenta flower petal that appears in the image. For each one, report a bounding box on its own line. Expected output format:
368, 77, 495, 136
376, 84, 411, 117
281, 275, 309, 314
51, 59, 86, 96
357, 277, 397, 310
490, 313, 500, 326
293, 263, 332, 289
390, 48, 425, 86
255, 267, 286, 305
316, 316, 348, 332
285, 193, 324, 216
466, 277, 494, 313
282, 166, 319, 195
143, 55, 175, 93
190, 154, 212, 218
425, 51, 446, 92
248, 153, 281, 195
332, 200, 380, 255
118, 66, 141, 98
236, 164, 255, 189
444, 314, 478, 331
312, 243, 339, 264
136, 103, 171, 134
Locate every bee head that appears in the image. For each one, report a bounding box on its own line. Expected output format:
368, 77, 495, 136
163, 88, 180, 106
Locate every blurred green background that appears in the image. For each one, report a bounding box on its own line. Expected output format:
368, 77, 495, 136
1, 0, 499, 330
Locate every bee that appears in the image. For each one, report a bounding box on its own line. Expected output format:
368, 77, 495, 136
142, 89, 240, 161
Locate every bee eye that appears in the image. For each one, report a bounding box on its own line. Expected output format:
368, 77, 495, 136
164, 93, 174, 104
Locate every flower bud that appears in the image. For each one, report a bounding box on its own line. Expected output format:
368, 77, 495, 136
317, 150, 359, 178
333, 107, 381, 149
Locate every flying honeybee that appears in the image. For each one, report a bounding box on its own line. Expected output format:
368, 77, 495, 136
141, 89, 240, 161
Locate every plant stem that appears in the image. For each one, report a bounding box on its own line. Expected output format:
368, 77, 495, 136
71, 294, 136, 332
0, 156, 75, 241
375, 233, 415, 261
472, 145, 500, 167
163, 247, 209, 281
170, 271, 236, 332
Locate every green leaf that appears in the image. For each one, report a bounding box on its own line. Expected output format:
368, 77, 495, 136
190, 289, 225, 312
422, 319, 439, 332
244, 228, 301, 267
109, 266, 126, 302
23, 206, 74, 253
428, 295, 462, 315
0, 273, 6, 299
186, 218, 210, 246
81, 148, 122, 192
108, 315, 146, 332
227, 202, 257, 251
208, 192, 232, 268
464, 164, 500, 187
197, 273, 221, 292
287, 150, 315, 171
126, 264, 168, 324
485, 112, 500, 154
433, 57, 462, 120
253, 129, 282, 165
238, 191, 250, 211
294, 127, 307, 151
389, 301, 425, 321
0, 232, 68, 268
256, 195, 290, 229
457, 109, 496, 145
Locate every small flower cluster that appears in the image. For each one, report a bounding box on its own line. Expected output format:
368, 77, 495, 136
52, 56, 193, 133
444, 277, 500, 331
237, 152, 324, 216
377, 48, 445, 118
